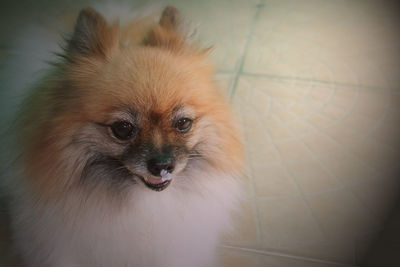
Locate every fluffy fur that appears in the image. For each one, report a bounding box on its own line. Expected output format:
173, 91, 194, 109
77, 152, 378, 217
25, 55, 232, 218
3, 5, 243, 267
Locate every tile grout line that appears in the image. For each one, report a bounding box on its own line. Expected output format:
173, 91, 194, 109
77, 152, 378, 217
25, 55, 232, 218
220, 245, 358, 267
237, 105, 263, 248
228, 1, 265, 101
240, 72, 395, 91
226, 1, 266, 257
232, 40, 379, 267
224, 1, 392, 265
247, 102, 331, 256
292, 85, 389, 263
221, 69, 396, 92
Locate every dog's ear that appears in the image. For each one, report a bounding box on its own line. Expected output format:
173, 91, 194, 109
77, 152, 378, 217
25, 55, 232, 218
159, 6, 180, 30
143, 6, 186, 52
66, 8, 119, 60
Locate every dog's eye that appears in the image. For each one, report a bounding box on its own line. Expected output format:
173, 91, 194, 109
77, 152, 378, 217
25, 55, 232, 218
111, 121, 135, 140
174, 118, 193, 133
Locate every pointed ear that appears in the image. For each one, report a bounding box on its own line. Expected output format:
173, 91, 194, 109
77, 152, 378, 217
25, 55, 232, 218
159, 6, 180, 30
143, 6, 186, 51
67, 8, 119, 60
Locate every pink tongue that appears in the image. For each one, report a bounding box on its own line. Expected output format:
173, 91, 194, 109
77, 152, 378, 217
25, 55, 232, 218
147, 177, 165, 185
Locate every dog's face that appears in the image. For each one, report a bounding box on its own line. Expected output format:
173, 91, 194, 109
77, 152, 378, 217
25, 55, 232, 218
71, 48, 221, 193
19, 7, 243, 200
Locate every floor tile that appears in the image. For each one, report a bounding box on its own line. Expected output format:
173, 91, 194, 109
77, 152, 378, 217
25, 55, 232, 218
243, 0, 400, 89
276, 237, 356, 265
317, 152, 376, 186
257, 196, 324, 249
217, 247, 341, 267
275, 140, 313, 162
252, 163, 298, 198
348, 138, 400, 174
306, 189, 379, 241
349, 176, 400, 225
286, 160, 339, 196
216, 247, 257, 267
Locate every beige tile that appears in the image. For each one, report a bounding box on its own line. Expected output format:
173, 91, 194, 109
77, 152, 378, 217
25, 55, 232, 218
257, 197, 324, 249
299, 98, 325, 113
277, 237, 355, 265
349, 176, 400, 225
267, 124, 294, 140
318, 153, 377, 185
302, 133, 344, 157
236, 77, 309, 104
324, 124, 364, 148
250, 88, 271, 115
270, 107, 297, 123
306, 189, 379, 240
286, 160, 339, 196
290, 103, 316, 118
247, 141, 281, 165
321, 104, 347, 120
264, 82, 305, 101
372, 103, 400, 150
285, 120, 315, 135
232, 77, 254, 106
307, 114, 334, 130
243, 1, 400, 88
256, 253, 339, 267
252, 163, 298, 198
372, 124, 400, 150
216, 248, 256, 267
382, 105, 400, 128
275, 140, 313, 162
352, 89, 390, 120
307, 85, 334, 103
242, 111, 264, 134
329, 88, 357, 109
217, 247, 339, 267
348, 138, 400, 173
340, 113, 377, 134
391, 94, 400, 109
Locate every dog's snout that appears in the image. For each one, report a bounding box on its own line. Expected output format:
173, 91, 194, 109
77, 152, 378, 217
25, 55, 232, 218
147, 156, 174, 176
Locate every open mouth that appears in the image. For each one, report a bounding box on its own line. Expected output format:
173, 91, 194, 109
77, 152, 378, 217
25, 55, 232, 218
128, 172, 172, 192
139, 176, 172, 191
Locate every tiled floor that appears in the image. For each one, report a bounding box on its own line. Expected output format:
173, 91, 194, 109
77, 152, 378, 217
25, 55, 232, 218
1, 0, 400, 266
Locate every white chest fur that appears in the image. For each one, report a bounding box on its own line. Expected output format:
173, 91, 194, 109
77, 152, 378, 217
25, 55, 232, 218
11, 172, 241, 267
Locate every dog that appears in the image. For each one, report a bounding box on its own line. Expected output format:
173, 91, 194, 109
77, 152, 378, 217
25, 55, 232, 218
3, 5, 244, 267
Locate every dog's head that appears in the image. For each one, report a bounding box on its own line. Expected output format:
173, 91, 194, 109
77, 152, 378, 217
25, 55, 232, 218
18, 7, 243, 200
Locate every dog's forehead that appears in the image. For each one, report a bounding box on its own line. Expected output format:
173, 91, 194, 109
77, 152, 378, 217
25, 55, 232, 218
145, 105, 195, 124
107, 105, 194, 124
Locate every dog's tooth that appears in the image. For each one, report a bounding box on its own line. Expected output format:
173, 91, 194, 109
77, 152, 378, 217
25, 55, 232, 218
160, 169, 172, 181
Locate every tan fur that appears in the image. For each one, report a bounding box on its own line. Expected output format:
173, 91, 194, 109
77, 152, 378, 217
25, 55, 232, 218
19, 9, 243, 202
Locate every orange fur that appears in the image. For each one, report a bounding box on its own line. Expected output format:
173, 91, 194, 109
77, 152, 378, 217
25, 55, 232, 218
10, 6, 245, 267
18, 7, 243, 202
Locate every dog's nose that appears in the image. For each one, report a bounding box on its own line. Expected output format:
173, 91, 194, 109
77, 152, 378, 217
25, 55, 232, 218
147, 156, 174, 176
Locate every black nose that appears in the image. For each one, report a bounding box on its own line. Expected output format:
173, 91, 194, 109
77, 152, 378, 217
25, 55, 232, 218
147, 156, 174, 176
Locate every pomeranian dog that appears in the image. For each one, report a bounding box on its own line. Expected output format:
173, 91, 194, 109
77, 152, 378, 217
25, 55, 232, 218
2, 5, 244, 267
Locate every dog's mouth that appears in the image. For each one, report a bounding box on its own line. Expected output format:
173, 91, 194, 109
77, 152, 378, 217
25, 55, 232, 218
139, 176, 172, 191
129, 171, 172, 192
